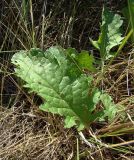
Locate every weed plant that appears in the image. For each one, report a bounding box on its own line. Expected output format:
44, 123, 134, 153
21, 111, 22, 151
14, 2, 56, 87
0, 1, 134, 159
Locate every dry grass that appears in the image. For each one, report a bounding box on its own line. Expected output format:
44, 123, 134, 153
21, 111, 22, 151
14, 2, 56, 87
0, 105, 76, 160
0, 55, 134, 160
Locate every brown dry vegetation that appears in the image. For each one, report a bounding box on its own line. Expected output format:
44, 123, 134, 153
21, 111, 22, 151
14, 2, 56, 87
0, 0, 134, 160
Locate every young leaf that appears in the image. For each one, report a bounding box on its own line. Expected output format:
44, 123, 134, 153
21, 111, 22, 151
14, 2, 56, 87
12, 46, 97, 130
66, 48, 96, 72
90, 7, 124, 60
76, 50, 96, 72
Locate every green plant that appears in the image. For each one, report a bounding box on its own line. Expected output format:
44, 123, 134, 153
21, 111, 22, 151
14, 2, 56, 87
122, 0, 134, 43
90, 7, 124, 70
11, 46, 120, 130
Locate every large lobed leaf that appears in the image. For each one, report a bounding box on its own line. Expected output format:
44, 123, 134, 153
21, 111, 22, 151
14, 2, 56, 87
12, 46, 120, 130
12, 46, 99, 130
90, 7, 124, 60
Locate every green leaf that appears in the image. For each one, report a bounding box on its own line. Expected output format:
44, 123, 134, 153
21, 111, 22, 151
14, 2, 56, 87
88, 89, 101, 112
76, 50, 96, 72
12, 46, 97, 130
100, 93, 118, 121
122, 0, 134, 43
66, 48, 96, 72
91, 7, 124, 60
12, 46, 120, 130
90, 38, 100, 50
